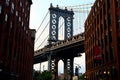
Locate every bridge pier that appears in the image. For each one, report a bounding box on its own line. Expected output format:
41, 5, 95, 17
54, 59, 59, 80
63, 58, 74, 80
70, 58, 74, 80
48, 54, 59, 80
64, 58, 68, 80
48, 54, 52, 71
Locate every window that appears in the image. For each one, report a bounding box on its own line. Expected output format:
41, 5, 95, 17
97, 29, 99, 38
11, 2, 14, 13
27, 17, 29, 22
108, 13, 112, 26
2, 37, 7, 54
101, 39, 104, 49
5, 14, 8, 22
0, 5, 2, 14
97, 14, 99, 24
0, 5, 2, 24
22, 21, 24, 27
102, 52, 105, 64
104, 19, 107, 30
117, 15, 120, 29
26, 30, 28, 34
118, 37, 120, 44
105, 50, 108, 63
16, 11, 18, 16
0, 15, 1, 25
10, 21, 14, 35
105, 35, 108, 46
93, 12, 94, 16
28, 7, 29, 11
110, 47, 114, 61
25, 1, 28, 6
19, 16, 21, 22
95, 7, 97, 12
100, 9, 102, 20
107, 0, 111, 9
6, 0, 10, 6
98, 39, 101, 46
20, 2, 22, 7
22, 8, 24, 13
100, 23, 103, 35
25, 13, 26, 17
115, 0, 119, 7
103, 4, 106, 15
10, 21, 12, 28
97, 1, 100, 7
109, 30, 113, 43
5, 15, 9, 29
24, 26, 26, 30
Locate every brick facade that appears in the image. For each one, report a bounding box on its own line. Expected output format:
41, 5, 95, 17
85, 0, 120, 80
0, 0, 35, 80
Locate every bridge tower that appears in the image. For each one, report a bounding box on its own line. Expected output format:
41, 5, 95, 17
48, 4, 74, 80
48, 3, 74, 44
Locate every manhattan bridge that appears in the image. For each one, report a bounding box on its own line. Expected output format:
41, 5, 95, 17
34, 3, 93, 80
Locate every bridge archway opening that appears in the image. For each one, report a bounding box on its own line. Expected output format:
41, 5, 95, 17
58, 16, 65, 40
58, 60, 64, 76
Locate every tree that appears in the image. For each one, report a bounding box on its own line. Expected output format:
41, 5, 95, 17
40, 70, 52, 80
78, 73, 86, 80
33, 70, 52, 80
33, 70, 41, 80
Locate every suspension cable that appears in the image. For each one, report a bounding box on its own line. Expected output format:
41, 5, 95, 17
61, 3, 93, 8
36, 35, 49, 50
35, 21, 50, 43
36, 11, 49, 33
35, 3, 92, 50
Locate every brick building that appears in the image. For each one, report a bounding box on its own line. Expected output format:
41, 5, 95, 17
0, 0, 35, 80
85, 0, 120, 80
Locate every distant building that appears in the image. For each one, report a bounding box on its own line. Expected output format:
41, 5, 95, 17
0, 0, 35, 80
85, 0, 120, 80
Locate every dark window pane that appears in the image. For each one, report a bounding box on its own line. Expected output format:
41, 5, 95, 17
117, 15, 120, 29
109, 31, 113, 43
110, 47, 114, 61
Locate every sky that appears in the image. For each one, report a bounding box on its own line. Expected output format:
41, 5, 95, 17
30, 0, 95, 30
30, 0, 95, 74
